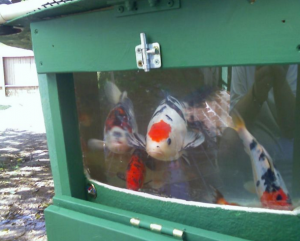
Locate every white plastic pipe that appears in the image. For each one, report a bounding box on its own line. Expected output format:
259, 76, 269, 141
0, 0, 55, 24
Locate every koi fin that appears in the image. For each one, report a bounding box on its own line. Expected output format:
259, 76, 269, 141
182, 152, 191, 166
231, 109, 245, 132
104, 80, 123, 105
210, 186, 227, 205
244, 181, 257, 194
88, 139, 106, 151
127, 133, 146, 149
210, 186, 239, 206
182, 131, 205, 150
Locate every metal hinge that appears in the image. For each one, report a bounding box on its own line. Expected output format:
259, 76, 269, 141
130, 218, 185, 239
135, 33, 161, 72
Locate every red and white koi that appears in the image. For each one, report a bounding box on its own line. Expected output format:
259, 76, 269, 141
232, 112, 292, 210
88, 81, 138, 154
129, 95, 204, 161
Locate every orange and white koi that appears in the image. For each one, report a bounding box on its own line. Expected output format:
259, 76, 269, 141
129, 95, 204, 161
232, 112, 292, 210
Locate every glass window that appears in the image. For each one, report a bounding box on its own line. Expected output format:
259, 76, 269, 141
74, 64, 299, 211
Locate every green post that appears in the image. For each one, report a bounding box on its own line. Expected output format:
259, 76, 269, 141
38, 73, 86, 199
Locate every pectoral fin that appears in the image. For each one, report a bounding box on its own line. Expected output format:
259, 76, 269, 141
244, 181, 257, 194
88, 139, 106, 150
183, 131, 205, 150
127, 133, 146, 149
182, 152, 191, 166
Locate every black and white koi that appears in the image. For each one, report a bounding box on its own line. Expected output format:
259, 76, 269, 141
232, 112, 292, 210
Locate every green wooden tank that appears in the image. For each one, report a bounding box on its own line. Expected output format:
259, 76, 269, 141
1, 0, 300, 240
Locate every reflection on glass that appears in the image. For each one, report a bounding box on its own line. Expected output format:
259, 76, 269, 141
75, 65, 298, 210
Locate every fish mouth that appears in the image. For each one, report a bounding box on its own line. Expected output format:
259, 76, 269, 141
108, 141, 130, 154
147, 149, 164, 157
111, 141, 124, 146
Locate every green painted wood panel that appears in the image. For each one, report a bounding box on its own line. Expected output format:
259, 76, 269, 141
31, 0, 300, 74
38, 73, 85, 199
85, 183, 300, 241
49, 195, 250, 241
293, 65, 300, 198
45, 206, 178, 241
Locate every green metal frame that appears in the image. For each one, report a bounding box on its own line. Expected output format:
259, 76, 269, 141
32, 1, 300, 240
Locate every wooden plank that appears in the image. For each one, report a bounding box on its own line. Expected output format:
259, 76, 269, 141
293, 65, 300, 198
0, 57, 5, 98
31, 0, 300, 74
38, 73, 86, 199
3, 57, 38, 86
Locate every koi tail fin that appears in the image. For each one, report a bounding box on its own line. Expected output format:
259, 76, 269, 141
231, 109, 245, 132
211, 186, 239, 206
211, 186, 228, 205
104, 80, 124, 105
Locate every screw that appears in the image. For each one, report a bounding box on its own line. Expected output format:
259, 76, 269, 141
39, 61, 43, 66
87, 184, 97, 198
118, 6, 124, 13
137, 48, 142, 53
34, 29, 38, 34
138, 60, 143, 67
167, 0, 174, 7
154, 59, 160, 65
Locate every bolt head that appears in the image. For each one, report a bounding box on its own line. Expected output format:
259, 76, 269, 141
167, 0, 174, 7
118, 6, 124, 13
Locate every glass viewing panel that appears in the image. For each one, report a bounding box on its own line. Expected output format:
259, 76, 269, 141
74, 64, 299, 211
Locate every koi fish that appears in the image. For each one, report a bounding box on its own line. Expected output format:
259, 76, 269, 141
88, 81, 138, 154
211, 186, 239, 206
129, 95, 204, 162
232, 112, 292, 210
126, 149, 147, 191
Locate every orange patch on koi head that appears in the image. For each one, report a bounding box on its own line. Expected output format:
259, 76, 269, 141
148, 120, 171, 142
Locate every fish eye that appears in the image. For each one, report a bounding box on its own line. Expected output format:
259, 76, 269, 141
167, 138, 171, 145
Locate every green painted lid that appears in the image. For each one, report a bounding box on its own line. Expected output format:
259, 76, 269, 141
0, 0, 111, 49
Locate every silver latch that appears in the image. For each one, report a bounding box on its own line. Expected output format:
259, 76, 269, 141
135, 33, 161, 72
